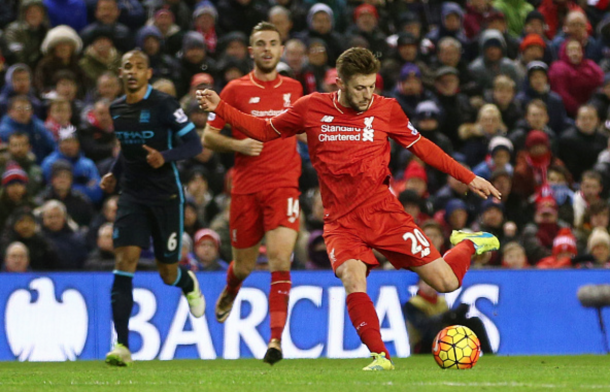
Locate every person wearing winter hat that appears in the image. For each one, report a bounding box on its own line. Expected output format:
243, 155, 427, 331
4, 0, 49, 69
551, 10, 603, 63
135, 25, 183, 90
0, 162, 36, 230
298, 3, 345, 66
34, 24, 86, 94
78, 26, 122, 87
521, 195, 563, 263
80, 0, 132, 53
347, 4, 389, 60
468, 29, 520, 92
585, 227, 610, 266
441, 198, 469, 236
193, 228, 228, 271
537, 228, 576, 268
147, 5, 183, 56
178, 31, 217, 98
391, 62, 436, 120
476, 198, 506, 250
473, 136, 514, 180
0, 64, 44, 119
193, 1, 220, 56
403, 159, 429, 197
512, 129, 565, 199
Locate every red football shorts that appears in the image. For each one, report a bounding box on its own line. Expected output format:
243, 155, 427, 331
323, 191, 441, 272
230, 187, 301, 249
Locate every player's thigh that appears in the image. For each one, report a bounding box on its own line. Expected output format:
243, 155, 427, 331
113, 195, 152, 254
411, 258, 458, 293
323, 218, 378, 273
149, 199, 182, 264
369, 197, 441, 270
230, 193, 265, 249
265, 226, 298, 272
261, 187, 301, 236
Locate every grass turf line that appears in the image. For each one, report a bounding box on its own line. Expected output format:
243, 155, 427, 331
0, 355, 608, 392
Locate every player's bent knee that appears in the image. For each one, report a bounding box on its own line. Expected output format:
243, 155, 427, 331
432, 277, 460, 293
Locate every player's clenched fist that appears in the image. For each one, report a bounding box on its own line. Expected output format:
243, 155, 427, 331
196, 89, 220, 112
143, 145, 165, 168
237, 138, 264, 156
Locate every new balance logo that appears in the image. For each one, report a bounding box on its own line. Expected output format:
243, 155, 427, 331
363, 116, 375, 142
321, 115, 334, 123
249, 97, 260, 104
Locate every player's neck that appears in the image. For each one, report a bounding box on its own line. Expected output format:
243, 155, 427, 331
126, 85, 149, 104
337, 90, 350, 109
253, 68, 278, 82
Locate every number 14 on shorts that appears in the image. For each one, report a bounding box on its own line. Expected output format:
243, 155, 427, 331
403, 229, 431, 257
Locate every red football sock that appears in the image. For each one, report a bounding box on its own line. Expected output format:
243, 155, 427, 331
226, 261, 244, 297
269, 271, 291, 341
443, 240, 476, 287
346, 292, 390, 359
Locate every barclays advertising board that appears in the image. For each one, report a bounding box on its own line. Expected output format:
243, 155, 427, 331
0, 270, 609, 361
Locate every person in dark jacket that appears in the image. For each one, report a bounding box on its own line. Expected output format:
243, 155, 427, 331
84, 222, 115, 270
390, 63, 435, 120
0, 64, 45, 118
4, 0, 49, 69
296, 3, 345, 66
80, 0, 133, 52
40, 199, 88, 270
78, 98, 115, 163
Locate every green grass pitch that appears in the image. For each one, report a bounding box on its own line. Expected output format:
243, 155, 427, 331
0, 355, 609, 392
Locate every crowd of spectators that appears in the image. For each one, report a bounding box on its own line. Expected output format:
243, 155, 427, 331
0, 0, 609, 273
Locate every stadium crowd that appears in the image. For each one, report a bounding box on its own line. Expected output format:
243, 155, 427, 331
0, 0, 609, 273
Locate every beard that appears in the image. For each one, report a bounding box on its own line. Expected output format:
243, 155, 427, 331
344, 89, 370, 112
254, 57, 279, 74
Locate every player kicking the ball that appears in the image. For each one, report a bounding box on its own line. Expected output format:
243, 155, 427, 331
101, 50, 205, 366
197, 47, 500, 371
202, 22, 303, 365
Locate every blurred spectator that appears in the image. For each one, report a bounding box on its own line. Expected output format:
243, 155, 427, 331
558, 105, 607, 182
306, 230, 330, 270
183, 166, 216, 226
86, 71, 121, 104
398, 190, 430, 226
4, 0, 48, 70
434, 37, 479, 97
516, 34, 546, 80
431, 66, 475, 146
546, 165, 574, 224
298, 3, 344, 66
459, 104, 507, 168
136, 25, 182, 87
1, 241, 31, 272
80, 0, 132, 53
192, 2, 220, 57
178, 32, 217, 97
512, 130, 564, 199
216, 0, 269, 37
321, 68, 338, 93
0, 64, 44, 118
86, 194, 117, 248
305, 187, 323, 232
473, 136, 513, 180
521, 196, 565, 264
490, 168, 528, 229
0, 207, 59, 271
549, 39, 603, 117
492, 0, 533, 38
41, 126, 102, 204
35, 25, 87, 95
145, 0, 191, 31
463, 0, 493, 40
78, 28, 121, 87
209, 194, 231, 262
391, 63, 435, 120
575, 227, 610, 268
396, 160, 428, 198
49, 70, 86, 125
501, 241, 528, 268
183, 199, 204, 238
268, 5, 294, 44
146, 6, 183, 56
151, 78, 176, 96
83, 222, 115, 270
217, 31, 248, 62
45, 97, 73, 141
193, 228, 228, 271
385, 32, 433, 90
537, 0, 586, 40
510, 99, 557, 154
575, 200, 610, 253
515, 61, 567, 135
589, 74, 610, 123
432, 161, 478, 217
425, 2, 469, 55
551, 11, 602, 63
403, 279, 492, 354
43, 0, 88, 31
468, 29, 520, 92
436, 198, 469, 238
301, 39, 329, 93
486, 75, 522, 130
78, 98, 115, 163
283, 39, 308, 92
0, 163, 38, 230
36, 159, 94, 227
177, 232, 200, 271
40, 199, 88, 269
482, 9, 520, 60
573, 170, 603, 229
537, 228, 576, 269
522, 11, 556, 64
473, 197, 506, 265
421, 220, 447, 254
0, 132, 44, 195
346, 5, 388, 61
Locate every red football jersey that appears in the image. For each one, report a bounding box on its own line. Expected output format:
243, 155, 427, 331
268, 92, 421, 221
207, 72, 303, 194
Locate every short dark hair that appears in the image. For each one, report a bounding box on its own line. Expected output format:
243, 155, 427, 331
8, 132, 30, 143
250, 22, 281, 45
336, 47, 380, 82
581, 170, 602, 184
527, 99, 547, 114
9, 95, 31, 109
53, 70, 77, 85
121, 49, 150, 67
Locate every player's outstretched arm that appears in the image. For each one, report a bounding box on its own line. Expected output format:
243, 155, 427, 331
410, 137, 501, 200
197, 89, 281, 142
203, 123, 264, 156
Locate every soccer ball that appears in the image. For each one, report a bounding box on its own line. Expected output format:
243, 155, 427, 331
432, 325, 481, 369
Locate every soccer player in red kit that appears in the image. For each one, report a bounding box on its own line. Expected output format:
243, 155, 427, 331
202, 22, 303, 365
198, 47, 501, 370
